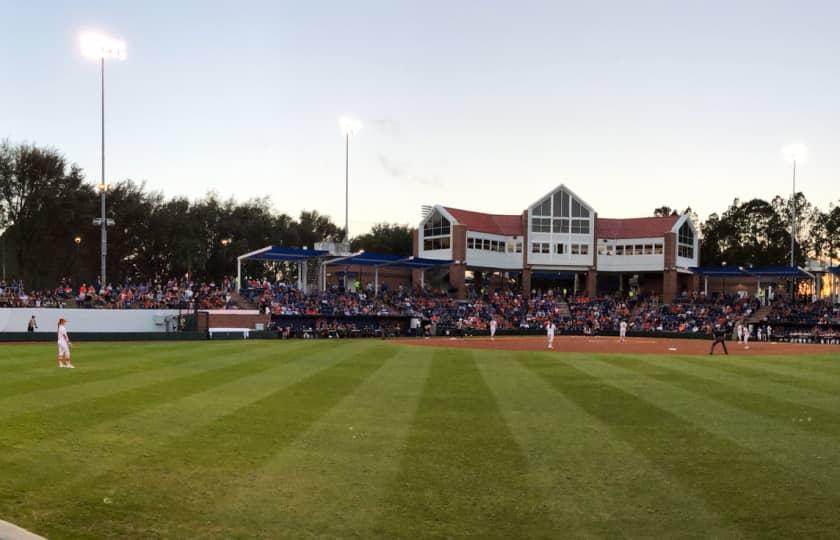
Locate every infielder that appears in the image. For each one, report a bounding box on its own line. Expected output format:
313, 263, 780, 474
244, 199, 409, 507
546, 320, 556, 349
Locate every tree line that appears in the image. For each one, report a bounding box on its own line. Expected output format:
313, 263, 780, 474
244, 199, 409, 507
653, 195, 840, 268
2, 141, 837, 289
0, 141, 413, 288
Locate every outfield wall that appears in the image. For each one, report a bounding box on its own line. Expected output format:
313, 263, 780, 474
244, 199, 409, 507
0, 308, 184, 333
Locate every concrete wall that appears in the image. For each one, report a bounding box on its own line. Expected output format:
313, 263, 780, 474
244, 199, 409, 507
0, 308, 183, 333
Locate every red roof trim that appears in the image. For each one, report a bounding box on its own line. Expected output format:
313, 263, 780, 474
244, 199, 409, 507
595, 216, 679, 239
442, 207, 523, 236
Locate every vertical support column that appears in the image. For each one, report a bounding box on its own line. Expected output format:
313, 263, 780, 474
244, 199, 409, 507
237, 257, 242, 292
450, 224, 468, 299
522, 268, 532, 297
297, 262, 302, 291
663, 232, 677, 303
586, 269, 597, 297
374, 266, 379, 295
411, 228, 424, 289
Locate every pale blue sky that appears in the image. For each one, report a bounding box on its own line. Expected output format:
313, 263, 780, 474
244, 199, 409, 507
2, 0, 838, 233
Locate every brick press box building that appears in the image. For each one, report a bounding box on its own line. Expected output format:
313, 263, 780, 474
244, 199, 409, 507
413, 185, 700, 302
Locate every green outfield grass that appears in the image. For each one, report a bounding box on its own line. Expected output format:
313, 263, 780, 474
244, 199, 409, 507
1, 340, 840, 539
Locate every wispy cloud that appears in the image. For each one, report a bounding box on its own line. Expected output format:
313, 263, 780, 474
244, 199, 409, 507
373, 116, 401, 139
378, 154, 442, 187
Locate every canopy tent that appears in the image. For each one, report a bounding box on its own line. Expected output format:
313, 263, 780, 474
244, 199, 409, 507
690, 266, 814, 297
236, 246, 452, 295
319, 252, 453, 293
690, 266, 812, 279
237, 246, 330, 292
689, 266, 752, 278
749, 266, 813, 279
830, 266, 840, 276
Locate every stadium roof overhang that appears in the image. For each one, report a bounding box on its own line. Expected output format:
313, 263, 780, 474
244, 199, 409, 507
322, 252, 452, 293
326, 252, 452, 270
238, 246, 330, 262
690, 266, 813, 279
236, 246, 331, 287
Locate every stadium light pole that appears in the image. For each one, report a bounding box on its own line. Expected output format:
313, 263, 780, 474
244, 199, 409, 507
338, 116, 362, 247
80, 31, 126, 289
783, 144, 806, 300
782, 144, 806, 268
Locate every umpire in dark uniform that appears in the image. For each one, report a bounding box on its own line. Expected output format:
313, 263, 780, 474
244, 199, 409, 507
709, 323, 729, 355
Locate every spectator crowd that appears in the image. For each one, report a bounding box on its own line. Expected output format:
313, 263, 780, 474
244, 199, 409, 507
3, 274, 839, 342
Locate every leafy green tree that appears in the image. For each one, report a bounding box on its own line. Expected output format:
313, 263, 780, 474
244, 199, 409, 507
351, 223, 413, 255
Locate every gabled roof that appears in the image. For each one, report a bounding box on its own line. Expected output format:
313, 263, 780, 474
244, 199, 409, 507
443, 207, 523, 236
596, 216, 680, 240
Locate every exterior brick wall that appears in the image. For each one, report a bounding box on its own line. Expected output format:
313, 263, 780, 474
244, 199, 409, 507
449, 224, 468, 298
198, 312, 270, 332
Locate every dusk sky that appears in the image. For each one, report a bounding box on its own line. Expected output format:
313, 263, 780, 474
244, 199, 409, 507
2, 0, 838, 234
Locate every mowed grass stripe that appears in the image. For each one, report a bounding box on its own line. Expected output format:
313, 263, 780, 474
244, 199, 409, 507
652, 354, 840, 411
529, 356, 840, 536
583, 356, 840, 488
0, 341, 251, 418
735, 354, 840, 386
598, 356, 840, 436
210, 345, 432, 538
0, 341, 312, 453
36, 343, 394, 540
744, 352, 840, 377
378, 349, 536, 538
0, 341, 353, 538
675, 355, 840, 403
0, 342, 217, 398
0, 341, 187, 373
476, 351, 738, 538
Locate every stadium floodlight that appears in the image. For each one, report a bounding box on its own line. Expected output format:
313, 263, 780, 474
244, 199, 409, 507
80, 31, 127, 61
782, 143, 806, 269
339, 116, 362, 136
338, 116, 362, 246
80, 30, 126, 288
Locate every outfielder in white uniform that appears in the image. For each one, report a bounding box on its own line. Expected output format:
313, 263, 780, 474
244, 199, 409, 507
57, 318, 74, 369
546, 321, 556, 349
619, 320, 627, 343
489, 319, 497, 340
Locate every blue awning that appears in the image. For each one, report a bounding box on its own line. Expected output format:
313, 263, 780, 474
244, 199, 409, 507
691, 266, 812, 279
240, 246, 329, 262
829, 266, 840, 276
689, 267, 751, 277
532, 271, 577, 280
749, 266, 812, 279
331, 252, 452, 269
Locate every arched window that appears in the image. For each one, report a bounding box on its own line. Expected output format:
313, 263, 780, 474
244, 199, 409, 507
678, 222, 694, 258
530, 188, 591, 235
423, 211, 451, 250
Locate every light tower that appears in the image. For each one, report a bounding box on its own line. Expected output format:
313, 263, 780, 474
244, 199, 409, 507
80, 30, 126, 288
